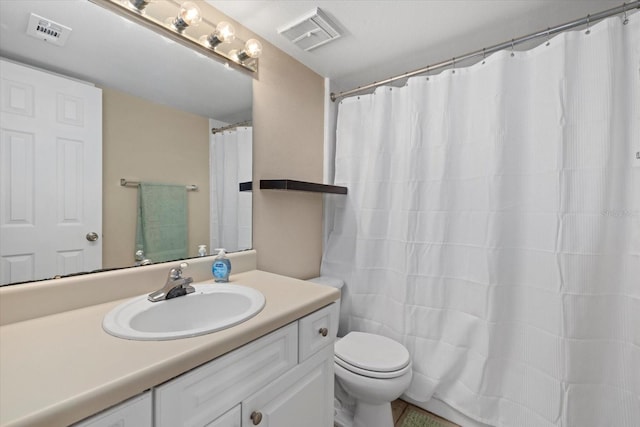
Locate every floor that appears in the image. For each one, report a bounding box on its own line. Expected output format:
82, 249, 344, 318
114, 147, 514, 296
392, 399, 460, 427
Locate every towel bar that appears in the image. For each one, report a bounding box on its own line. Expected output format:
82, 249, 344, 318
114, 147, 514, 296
120, 178, 198, 191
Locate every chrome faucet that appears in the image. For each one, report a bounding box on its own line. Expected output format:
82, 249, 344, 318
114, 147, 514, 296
135, 249, 151, 266
148, 262, 194, 302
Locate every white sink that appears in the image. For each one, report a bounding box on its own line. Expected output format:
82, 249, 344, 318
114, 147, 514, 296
103, 284, 265, 340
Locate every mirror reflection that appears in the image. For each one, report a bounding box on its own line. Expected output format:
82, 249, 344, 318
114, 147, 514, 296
0, 0, 253, 285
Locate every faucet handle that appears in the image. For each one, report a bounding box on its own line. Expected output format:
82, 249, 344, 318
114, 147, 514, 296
169, 262, 189, 279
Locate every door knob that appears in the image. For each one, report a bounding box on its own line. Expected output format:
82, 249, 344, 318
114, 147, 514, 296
86, 232, 99, 242
250, 411, 263, 425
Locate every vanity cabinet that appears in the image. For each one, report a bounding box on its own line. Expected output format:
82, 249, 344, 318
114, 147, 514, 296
156, 302, 338, 427
73, 302, 338, 427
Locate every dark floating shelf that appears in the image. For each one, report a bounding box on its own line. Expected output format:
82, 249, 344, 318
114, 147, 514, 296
259, 179, 347, 194
239, 181, 253, 192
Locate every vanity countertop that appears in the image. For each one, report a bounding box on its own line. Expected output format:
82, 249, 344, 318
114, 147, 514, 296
0, 270, 340, 427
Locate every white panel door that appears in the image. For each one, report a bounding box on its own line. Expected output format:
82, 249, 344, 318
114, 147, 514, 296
0, 59, 102, 285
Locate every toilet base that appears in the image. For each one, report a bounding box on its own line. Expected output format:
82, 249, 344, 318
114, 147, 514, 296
353, 401, 393, 427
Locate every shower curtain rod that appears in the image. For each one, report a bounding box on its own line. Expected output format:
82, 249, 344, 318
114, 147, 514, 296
330, 1, 639, 102
211, 120, 252, 134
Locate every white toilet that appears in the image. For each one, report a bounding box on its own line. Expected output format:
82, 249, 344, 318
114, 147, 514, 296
308, 277, 412, 427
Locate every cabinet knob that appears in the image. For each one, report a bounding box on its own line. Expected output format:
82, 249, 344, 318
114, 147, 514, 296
251, 411, 263, 425
319, 327, 328, 337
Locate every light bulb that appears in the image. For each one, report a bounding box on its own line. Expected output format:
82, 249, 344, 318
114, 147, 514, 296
228, 49, 239, 62
171, 1, 201, 32
179, 2, 201, 26
237, 39, 262, 61
244, 38, 262, 58
215, 21, 236, 43
201, 21, 236, 49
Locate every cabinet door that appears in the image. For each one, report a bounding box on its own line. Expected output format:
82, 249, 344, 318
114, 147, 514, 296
206, 405, 241, 427
73, 392, 151, 427
299, 303, 339, 362
155, 323, 298, 427
242, 346, 334, 427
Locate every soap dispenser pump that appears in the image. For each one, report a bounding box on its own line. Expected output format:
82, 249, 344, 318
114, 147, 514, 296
212, 248, 231, 283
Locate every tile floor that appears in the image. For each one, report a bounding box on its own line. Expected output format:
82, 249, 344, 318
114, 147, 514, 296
392, 400, 460, 427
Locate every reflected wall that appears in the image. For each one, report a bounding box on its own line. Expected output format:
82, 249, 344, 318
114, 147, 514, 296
102, 87, 210, 269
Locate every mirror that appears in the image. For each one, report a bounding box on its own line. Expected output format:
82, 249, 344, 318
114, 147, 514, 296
0, 0, 252, 285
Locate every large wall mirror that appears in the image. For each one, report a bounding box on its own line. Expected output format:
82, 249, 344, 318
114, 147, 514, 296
0, 0, 253, 285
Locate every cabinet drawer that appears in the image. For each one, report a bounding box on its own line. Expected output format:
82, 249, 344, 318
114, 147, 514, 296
299, 302, 338, 362
155, 323, 298, 427
205, 405, 240, 427
73, 392, 151, 427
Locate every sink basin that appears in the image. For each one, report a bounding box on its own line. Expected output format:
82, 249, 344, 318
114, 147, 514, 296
103, 284, 265, 340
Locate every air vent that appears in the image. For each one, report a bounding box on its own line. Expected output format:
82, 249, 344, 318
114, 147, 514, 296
278, 8, 341, 51
26, 13, 72, 47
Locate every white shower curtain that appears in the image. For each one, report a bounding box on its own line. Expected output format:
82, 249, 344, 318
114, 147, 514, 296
210, 126, 253, 253
322, 14, 639, 427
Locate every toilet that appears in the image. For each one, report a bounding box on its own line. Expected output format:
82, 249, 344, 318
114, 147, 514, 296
308, 277, 412, 427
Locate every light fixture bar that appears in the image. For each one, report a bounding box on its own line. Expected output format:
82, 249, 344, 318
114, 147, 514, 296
88, 0, 258, 74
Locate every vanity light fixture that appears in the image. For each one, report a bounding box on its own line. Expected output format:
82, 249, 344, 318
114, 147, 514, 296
89, 0, 261, 73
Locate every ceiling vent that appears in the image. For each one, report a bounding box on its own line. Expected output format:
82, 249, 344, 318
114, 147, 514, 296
26, 13, 72, 47
277, 8, 341, 51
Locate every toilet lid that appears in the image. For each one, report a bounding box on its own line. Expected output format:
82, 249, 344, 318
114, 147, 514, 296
334, 332, 410, 374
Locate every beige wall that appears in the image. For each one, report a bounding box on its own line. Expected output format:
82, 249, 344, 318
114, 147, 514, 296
102, 88, 210, 269
252, 48, 325, 279
200, 2, 326, 279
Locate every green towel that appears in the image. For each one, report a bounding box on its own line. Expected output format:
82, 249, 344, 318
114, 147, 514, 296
136, 183, 188, 263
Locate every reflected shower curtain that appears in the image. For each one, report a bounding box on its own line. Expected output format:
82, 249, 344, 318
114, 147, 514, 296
210, 126, 253, 252
322, 15, 639, 427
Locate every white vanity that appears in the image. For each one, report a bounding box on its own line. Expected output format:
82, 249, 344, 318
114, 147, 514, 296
0, 252, 340, 427
76, 302, 338, 427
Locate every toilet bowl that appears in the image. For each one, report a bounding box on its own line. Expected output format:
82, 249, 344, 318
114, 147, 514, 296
308, 277, 412, 427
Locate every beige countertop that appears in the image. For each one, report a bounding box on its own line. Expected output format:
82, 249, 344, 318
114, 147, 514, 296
0, 270, 339, 427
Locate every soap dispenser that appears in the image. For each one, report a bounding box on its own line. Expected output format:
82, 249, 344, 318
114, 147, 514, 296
198, 245, 207, 257
212, 248, 231, 283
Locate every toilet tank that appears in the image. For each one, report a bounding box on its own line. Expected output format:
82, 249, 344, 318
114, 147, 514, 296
308, 276, 348, 337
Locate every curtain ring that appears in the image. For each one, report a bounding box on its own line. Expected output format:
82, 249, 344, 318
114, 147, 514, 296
510, 39, 515, 57
482, 48, 486, 65
451, 57, 456, 74
425, 65, 430, 81
545, 28, 551, 46
585, 14, 591, 34
623, 3, 629, 25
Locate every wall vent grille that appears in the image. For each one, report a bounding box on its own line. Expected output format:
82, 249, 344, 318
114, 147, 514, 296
278, 8, 341, 51
26, 13, 72, 46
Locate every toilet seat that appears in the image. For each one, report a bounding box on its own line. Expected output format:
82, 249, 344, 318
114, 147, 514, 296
334, 332, 411, 379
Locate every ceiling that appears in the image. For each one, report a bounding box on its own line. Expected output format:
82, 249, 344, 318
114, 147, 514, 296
0, 1, 622, 114
208, 0, 621, 93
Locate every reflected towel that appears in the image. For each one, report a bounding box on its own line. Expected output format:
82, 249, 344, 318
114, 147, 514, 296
136, 182, 188, 263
